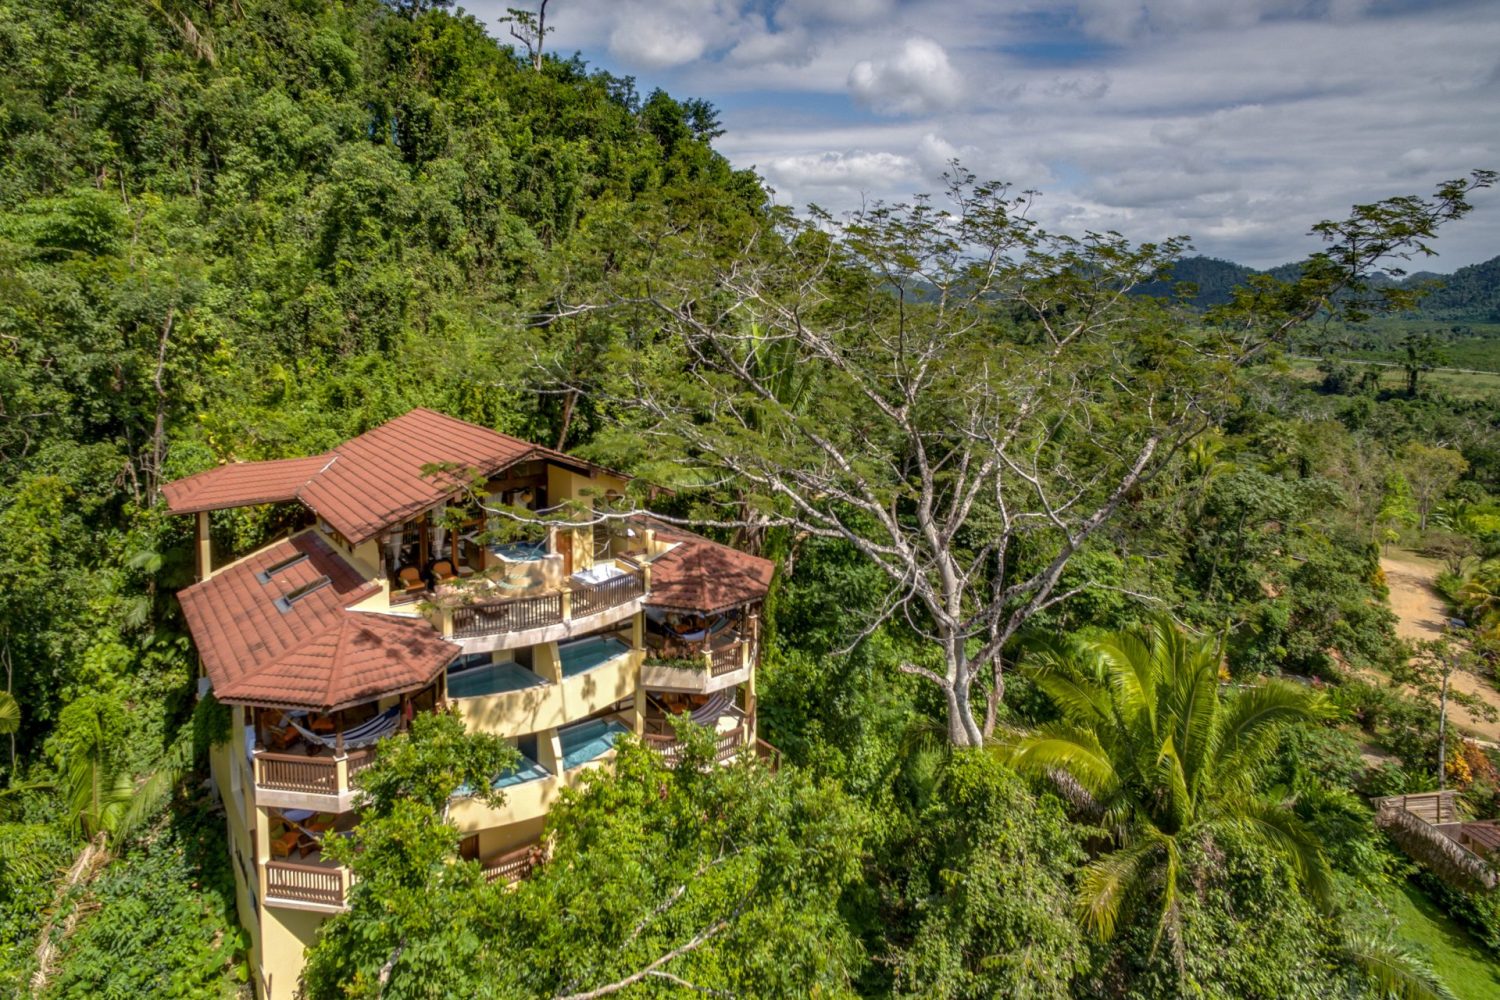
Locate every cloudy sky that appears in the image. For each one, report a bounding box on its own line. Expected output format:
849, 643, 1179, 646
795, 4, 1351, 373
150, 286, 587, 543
466, 0, 1500, 269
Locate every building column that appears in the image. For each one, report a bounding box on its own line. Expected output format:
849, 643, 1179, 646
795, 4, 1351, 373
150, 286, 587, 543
196, 510, 212, 581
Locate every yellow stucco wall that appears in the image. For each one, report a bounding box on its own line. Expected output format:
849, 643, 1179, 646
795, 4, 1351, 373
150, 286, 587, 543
452, 646, 640, 739
259, 907, 326, 1000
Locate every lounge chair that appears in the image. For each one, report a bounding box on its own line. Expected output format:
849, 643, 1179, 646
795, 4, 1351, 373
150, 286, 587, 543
397, 566, 424, 595
432, 560, 458, 583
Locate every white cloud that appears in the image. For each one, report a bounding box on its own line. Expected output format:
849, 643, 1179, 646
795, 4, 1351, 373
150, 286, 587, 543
761, 150, 919, 193
726, 25, 817, 67
608, 15, 711, 68
849, 38, 963, 116
465, 0, 1500, 267
778, 0, 897, 26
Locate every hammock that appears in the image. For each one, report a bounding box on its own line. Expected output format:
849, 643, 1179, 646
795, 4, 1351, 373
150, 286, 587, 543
289, 706, 399, 750
690, 690, 733, 725
666, 615, 732, 643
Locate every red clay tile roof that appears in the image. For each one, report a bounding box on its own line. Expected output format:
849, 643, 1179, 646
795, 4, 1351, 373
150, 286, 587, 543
163, 408, 623, 544
161, 455, 332, 514
644, 525, 774, 615
178, 532, 458, 711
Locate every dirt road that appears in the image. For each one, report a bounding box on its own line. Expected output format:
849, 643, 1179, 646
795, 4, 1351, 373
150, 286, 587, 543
1381, 554, 1500, 743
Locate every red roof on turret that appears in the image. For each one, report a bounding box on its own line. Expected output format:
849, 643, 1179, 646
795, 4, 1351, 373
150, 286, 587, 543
178, 531, 458, 711
644, 524, 775, 615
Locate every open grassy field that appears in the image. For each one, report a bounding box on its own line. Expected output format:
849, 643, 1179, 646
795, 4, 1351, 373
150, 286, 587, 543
1383, 881, 1500, 999
1284, 357, 1500, 400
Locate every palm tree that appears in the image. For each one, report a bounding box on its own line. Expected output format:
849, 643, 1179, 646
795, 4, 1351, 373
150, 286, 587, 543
1459, 562, 1500, 637
29, 693, 179, 993
1006, 617, 1333, 949
0, 690, 18, 774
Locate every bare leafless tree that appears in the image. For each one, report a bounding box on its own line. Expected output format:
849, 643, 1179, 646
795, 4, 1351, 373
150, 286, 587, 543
545, 169, 1492, 747
500, 0, 551, 72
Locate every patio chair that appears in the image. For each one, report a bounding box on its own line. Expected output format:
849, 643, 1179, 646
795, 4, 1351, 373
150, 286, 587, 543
269, 826, 299, 859
397, 566, 424, 595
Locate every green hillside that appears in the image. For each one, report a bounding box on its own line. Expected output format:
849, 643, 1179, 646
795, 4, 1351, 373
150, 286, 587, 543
1138, 253, 1500, 322
3, 3, 1499, 998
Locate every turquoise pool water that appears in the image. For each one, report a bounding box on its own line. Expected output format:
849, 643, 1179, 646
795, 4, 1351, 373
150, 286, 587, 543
559, 718, 628, 770
447, 660, 548, 699
490, 540, 546, 561
558, 636, 631, 678
453, 754, 550, 797
493, 755, 550, 788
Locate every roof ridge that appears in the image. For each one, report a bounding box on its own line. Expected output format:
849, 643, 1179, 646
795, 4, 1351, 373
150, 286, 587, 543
324, 614, 356, 707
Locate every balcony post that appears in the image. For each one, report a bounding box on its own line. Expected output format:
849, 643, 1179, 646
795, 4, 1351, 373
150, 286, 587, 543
334, 753, 350, 795
440, 605, 454, 636
701, 647, 713, 681
559, 588, 572, 622
195, 510, 212, 581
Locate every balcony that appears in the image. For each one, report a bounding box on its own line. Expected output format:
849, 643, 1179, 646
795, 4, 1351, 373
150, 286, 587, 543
642, 702, 756, 767
264, 857, 350, 913
430, 562, 647, 653
640, 637, 752, 694
449, 636, 640, 738
251, 746, 377, 812
481, 841, 544, 885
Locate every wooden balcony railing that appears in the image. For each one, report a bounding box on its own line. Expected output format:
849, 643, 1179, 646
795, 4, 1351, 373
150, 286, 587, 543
265, 860, 347, 908
452, 591, 564, 638
256, 753, 338, 795
482, 843, 541, 884
708, 640, 746, 677
346, 748, 378, 782
254, 747, 376, 796
644, 722, 749, 767
571, 570, 645, 618
447, 567, 645, 640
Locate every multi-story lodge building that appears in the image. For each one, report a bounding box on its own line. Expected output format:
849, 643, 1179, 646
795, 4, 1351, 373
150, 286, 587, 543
162, 408, 773, 999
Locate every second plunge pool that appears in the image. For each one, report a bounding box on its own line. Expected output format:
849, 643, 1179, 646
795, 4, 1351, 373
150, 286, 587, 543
558, 635, 631, 678
448, 659, 548, 699
559, 718, 629, 770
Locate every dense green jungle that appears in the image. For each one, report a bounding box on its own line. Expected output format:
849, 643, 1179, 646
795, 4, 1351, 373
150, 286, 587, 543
3, 1, 1500, 997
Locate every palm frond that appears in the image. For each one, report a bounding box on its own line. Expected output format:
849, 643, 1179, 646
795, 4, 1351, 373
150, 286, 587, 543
1342, 931, 1458, 1000
1076, 836, 1160, 942
0, 692, 18, 736
1155, 734, 1192, 833
1006, 722, 1120, 798
1214, 680, 1323, 780
1168, 657, 1219, 802
1232, 796, 1335, 912
114, 763, 180, 842
1095, 632, 1157, 735
1027, 669, 1113, 727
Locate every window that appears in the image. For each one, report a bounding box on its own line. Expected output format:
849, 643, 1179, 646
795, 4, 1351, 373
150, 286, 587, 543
256, 552, 308, 583
273, 576, 331, 613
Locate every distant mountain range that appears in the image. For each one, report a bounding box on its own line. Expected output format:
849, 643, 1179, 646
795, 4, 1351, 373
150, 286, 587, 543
1132, 253, 1500, 322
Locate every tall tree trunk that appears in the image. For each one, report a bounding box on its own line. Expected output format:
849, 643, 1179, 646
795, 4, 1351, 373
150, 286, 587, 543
947, 652, 985, 747
555, 387, 578, 450
1437, 665, 1451, 790
146, 307, 174, 503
